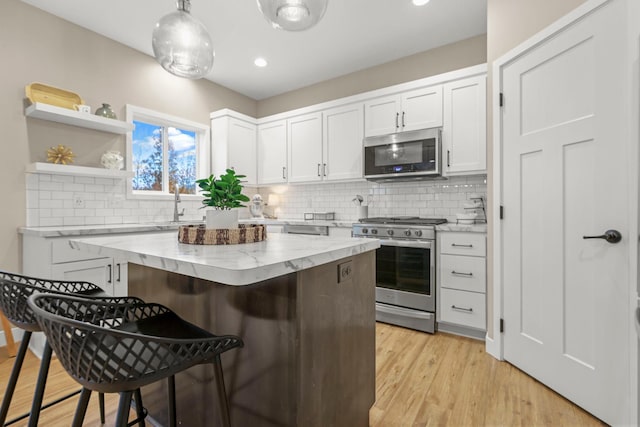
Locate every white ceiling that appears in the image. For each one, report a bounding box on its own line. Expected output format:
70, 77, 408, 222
20, 0, 487, 100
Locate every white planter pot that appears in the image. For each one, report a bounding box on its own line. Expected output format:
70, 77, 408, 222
205, 209, 239, 229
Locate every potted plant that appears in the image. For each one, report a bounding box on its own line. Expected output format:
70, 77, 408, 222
196, 169, 250, 229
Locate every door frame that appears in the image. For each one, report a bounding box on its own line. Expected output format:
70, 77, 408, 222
490, 0, 639, 423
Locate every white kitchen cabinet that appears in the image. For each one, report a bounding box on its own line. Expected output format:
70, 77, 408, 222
437, 231, 486, 339
211, 112, 257, 185
364, 85, 442, 137
51, 257, 127, 297
257, 120, 288, 185
22, 234, 129, 297
287, 112, 323, 183
323, 103, 364, 181
442, 75, 487, 176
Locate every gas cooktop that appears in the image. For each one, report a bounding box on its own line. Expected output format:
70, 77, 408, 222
359, 217, 448, 226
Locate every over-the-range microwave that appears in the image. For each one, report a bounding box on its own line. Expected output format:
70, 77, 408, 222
363, 127, 443, 181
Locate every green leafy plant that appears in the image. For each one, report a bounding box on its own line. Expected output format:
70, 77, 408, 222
196, 169, 250, 210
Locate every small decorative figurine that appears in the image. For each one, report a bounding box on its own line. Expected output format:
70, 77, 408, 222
46, 144, 75, 165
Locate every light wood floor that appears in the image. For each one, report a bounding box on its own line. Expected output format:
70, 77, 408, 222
0, 323, 606, 426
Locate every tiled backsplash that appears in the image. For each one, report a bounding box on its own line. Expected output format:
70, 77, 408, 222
258, 175, 487, 223
25, 172, 486, 227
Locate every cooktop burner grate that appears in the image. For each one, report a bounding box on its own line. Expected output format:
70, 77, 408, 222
360, 217, 447, 225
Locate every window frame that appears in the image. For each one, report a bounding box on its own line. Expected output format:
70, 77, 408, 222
126, 104, 210, 201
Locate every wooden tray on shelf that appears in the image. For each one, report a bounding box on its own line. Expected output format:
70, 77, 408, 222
178, 224, 266, 245
25, 82, 83, 110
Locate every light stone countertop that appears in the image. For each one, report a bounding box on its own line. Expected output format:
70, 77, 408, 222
69, 231, 379, 286
18, 218, 356, 238
435, 223, 487, 233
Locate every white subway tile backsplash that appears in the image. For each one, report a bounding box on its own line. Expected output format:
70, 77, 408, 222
25, 172, 487, 227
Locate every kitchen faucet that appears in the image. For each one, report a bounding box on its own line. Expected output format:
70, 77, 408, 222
173, 184, 184, 222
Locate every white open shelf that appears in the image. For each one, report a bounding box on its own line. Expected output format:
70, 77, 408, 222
26, 162, 134, 178
25, 102, 134, 134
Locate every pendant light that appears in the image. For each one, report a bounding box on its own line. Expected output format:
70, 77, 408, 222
256, 0, 328, 31
152, 0, 214, 79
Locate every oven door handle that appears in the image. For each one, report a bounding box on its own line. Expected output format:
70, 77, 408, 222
378, 239, 433, 249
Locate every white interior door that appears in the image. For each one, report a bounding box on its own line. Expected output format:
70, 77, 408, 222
501, 0, 631, 424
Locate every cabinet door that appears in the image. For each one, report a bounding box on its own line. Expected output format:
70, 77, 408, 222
323, 103, 364, 181
51, 258, 115, 295
364, 95, 401, 137
227, 118, 257, 185
442, 75, 487, 175
257, 120, 288, 185
401, 85, 443, 132
287, 112, 323, 183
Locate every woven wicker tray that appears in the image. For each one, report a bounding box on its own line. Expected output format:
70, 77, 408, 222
178, 224, 266, 245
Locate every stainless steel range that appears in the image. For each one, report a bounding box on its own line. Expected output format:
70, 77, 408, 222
352, 217, 447, 333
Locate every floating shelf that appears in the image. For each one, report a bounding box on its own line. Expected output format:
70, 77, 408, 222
25, 102, 134, 134
26, 162, 133, 179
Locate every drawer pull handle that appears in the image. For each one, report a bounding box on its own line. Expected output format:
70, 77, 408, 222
451, 305, 473, 313
451, 271, 473, 277
451, 243, 473, 248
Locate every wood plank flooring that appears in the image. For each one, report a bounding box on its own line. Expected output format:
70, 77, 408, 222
0, 323, 606, 426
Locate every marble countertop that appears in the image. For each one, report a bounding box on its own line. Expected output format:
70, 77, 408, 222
19, 218, 356, 237
435, 223, 487, 233
69, 232, 379, 286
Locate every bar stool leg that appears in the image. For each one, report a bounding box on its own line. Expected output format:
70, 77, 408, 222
133, 388, 145, 427
71, 388, 92, 427
27, 340, 53, 427
1, 312, 16, 357
213, 355, 231, 427
168, 375, 177, 427
99, 392, 106, 424
115, 391, 133, 427
0, 331, 32, 424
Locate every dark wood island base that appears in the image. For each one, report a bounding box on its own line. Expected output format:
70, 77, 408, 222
127, 251, 376, 427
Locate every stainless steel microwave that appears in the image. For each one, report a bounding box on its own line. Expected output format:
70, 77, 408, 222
363, 127, 442, 181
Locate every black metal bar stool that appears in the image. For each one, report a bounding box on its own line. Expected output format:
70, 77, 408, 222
0, 271, 115, 426
28, 292, 244, 427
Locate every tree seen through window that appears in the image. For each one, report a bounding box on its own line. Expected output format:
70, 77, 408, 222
132, 121, 196, 194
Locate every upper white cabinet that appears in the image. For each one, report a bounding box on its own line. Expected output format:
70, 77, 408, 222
211, 112, 257, 185
323, 103, 364, 181
364, 86, 443, 137
287, 112, 323, 183
257, 120, 288, 185
442, 75, 487, 176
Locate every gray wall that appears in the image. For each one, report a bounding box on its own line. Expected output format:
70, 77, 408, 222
485, 0, 588, 339
257, 34, 487, 118
1, 0, 256, 272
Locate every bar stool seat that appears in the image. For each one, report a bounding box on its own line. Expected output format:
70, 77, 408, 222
28, 293, 244, 427
0, 271, 121, 426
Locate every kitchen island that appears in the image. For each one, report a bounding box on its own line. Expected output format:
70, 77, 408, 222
70, 231, 379, 427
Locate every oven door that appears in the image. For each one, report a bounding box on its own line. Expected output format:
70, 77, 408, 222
374, 239, 435, 313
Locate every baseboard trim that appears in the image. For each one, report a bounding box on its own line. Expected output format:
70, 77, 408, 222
0, 327, 25, 347
485, 333, 503, 360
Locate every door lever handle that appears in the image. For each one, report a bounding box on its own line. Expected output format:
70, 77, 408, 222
583, 229, 622, 244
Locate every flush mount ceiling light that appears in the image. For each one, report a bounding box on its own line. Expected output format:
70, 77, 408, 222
412, 0, 430, 5
256, 0, 329, 31
254, 57, 268, 67
152, 0, 214, 79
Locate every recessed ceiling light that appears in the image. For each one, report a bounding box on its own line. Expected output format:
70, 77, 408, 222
254, 57, 268, 67
412, 0, 430, 5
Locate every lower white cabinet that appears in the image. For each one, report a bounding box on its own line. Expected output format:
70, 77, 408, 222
22, 234, 128, 297
437, 231, 486, 339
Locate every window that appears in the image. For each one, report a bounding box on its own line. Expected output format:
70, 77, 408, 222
126, 105, 209, 199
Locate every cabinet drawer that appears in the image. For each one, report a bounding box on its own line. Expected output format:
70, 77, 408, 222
439, 232, 486, 256
51, 239, 107, 264
439, 288, 486, 330
440, 254, 486, 293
